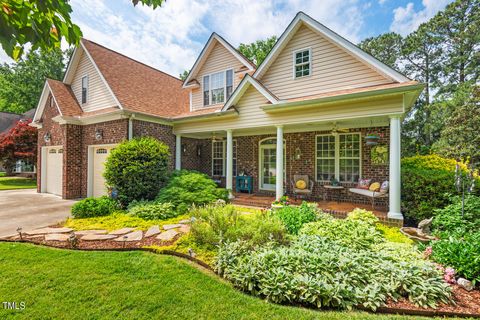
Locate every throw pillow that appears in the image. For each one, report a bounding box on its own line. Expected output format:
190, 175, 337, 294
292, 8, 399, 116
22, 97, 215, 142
380, 181, 389, 193
295, 179, 307, 190
357, 178, 372, 190
369, 182, 381, 192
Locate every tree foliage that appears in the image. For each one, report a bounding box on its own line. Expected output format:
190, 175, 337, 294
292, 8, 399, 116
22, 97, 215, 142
238, 36, 277, 66
0, 119, 37, 175
0, 0, 165, 60
0, 48, 69, 113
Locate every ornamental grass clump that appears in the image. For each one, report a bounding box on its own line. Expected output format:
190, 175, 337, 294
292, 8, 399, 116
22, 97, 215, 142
216, 235, 451, 311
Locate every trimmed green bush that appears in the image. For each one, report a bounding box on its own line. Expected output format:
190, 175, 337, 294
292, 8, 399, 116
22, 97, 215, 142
216, 235, 451, 311
401, 155, 478, 222
156, 170, 229, 213
275, 202, 318, 234
347, 208, 379, 225
71, 196, 120, 218
104, 137, 170, 206
128, 202, 178, 220
432, 195, 480, 238
375, 223, 414, 244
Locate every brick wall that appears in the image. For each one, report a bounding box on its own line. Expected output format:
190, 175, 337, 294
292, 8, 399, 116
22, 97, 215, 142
132, 120, 175, 169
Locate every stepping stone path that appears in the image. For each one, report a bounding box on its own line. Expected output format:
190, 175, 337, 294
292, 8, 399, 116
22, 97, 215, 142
74, 230, 107, 236
114, 231, 143, 242
109, 228, 135, 235
178, 224, 190, 234
157, 229, 178, 241
24, 227, 73, 235
145, 225, 161, 238
163, 224, 182, 230
81, 234, 117, 241
45, 233, 71, 241
178, 219, 191, 224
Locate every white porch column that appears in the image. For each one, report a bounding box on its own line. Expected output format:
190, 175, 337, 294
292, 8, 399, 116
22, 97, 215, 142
276, 125, 284, 200
226, 129, 234, 198
175, 135, 181, 170
388, 116, 403, 219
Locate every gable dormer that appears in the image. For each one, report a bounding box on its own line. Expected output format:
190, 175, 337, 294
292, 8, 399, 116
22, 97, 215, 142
183, 33, 255, 111
63, 41, 118, 113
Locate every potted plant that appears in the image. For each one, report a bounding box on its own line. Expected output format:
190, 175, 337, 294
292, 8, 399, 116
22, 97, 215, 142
365, 132, 380, 146
330, 177, 339, 186
271, 195, 290, 209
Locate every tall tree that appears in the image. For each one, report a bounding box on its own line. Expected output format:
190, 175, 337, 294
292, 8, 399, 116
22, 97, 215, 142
358, 32, 403, 69
0, 119, 37, 175
179, 70, 189, 81
238, 36, 277, 66
0, 0, 165, 60
0, 48, 69, 114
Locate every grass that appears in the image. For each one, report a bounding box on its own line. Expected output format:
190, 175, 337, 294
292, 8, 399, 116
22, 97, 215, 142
0, 242, 436, 320
64, 212, 190, 231
0, 175, 36, 190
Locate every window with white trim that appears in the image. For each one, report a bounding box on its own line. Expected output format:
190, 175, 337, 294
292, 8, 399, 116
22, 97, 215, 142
211, 140, 237, 176
294, 49, 311, 78
316, 133, 361, 182
203, 69, 234, 106
81, 76, 88, 104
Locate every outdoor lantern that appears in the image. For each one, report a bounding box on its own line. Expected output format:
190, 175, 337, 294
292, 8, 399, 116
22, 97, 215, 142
196, 145, 202, 157
43, 132, 51, 143
95, 129, 103, 141
294, 147, 302, 160
182, 144, 187, 154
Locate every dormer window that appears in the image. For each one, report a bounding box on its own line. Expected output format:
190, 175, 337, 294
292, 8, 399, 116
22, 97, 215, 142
293, 48, 311, 78
203, 69, 234, 106
81, 76, 88, 104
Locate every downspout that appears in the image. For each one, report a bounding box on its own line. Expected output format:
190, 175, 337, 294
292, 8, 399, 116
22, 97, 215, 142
128, 114, 135, 140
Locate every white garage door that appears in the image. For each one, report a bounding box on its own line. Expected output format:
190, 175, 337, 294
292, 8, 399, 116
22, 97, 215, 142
45, 147, 63, 196
92, 146, 114, 197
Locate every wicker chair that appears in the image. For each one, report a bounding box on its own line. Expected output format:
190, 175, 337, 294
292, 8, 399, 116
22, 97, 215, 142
291, 175, 314, 200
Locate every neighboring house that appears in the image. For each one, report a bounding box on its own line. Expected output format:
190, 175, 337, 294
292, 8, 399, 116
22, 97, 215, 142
31, 12, 423, 220
0, 109, 36, 173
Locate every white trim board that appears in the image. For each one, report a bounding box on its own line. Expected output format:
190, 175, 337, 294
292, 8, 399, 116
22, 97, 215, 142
32, 81, 63, 123
222, 75, 279, 111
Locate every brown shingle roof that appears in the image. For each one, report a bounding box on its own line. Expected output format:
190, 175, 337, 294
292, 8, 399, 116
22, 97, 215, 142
81, 39, 189, 118
47, 79, 83, 116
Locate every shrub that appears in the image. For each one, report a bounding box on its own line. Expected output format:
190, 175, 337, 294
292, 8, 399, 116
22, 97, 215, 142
128, 202, 178, 220
401, 155, 478, 222
275, 202, 318, 234
432, 195, 480, 238
375, 223, 414, 244
216, 235, 451, 311
156, 170, 229, 213
71, 196, 120, 218
347, 208, 379, 225
300, 215, 382, 250
104, 137, 171, 206
190, 204, 287, 249
430, 232, 480, 285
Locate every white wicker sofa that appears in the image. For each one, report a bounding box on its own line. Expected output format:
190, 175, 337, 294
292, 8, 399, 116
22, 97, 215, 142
349, 187, 388, 209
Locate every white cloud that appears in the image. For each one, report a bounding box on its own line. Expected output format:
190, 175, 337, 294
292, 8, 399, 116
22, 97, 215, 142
390, 0, 452, 35
378, 0, 387, 5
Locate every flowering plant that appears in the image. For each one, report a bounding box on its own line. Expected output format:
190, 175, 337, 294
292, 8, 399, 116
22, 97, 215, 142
272, 196, 290, 206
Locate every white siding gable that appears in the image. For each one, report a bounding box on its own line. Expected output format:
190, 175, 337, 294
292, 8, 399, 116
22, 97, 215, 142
259, 24, 393, 100
70, 50, 117, 112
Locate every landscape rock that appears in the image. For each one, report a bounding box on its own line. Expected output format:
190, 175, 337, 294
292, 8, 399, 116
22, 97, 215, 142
114, 231, 143, 242
145, 225, 161, 237
109, 228, 135, 235
74, 230, 108, 236
45, 233, 70, 241
24, 227, 73, 235
81, 234, 117, 241
162, 224, 182, 230
157, 229, 179, 241
178, 219, 191, 224
457, 278, 474, 291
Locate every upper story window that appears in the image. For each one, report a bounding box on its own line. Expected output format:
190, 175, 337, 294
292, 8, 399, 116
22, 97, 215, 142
81, 76, 88, 104
203, 69, 234, 106
293, 48, 311, 78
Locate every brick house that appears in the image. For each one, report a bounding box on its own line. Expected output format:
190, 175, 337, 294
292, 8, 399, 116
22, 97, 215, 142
31, 12, 423, 220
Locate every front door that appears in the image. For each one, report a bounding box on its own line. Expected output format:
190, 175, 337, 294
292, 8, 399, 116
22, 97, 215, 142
259, 138, 285, 191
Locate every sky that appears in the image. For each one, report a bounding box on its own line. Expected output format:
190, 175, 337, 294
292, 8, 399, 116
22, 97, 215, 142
0, 0, 453, 78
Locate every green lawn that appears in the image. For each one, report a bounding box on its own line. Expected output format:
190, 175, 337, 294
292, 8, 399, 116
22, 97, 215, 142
0, 243, 435, 320
0, 176, 36, 190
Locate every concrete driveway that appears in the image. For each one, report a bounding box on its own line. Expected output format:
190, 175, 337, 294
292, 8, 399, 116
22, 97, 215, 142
0, 189, 76, 238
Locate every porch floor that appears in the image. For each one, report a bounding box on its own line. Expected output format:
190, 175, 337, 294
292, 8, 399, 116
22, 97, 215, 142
231, 192, 388, 219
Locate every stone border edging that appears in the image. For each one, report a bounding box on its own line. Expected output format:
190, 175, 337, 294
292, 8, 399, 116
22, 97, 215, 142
1, 239, 478, 319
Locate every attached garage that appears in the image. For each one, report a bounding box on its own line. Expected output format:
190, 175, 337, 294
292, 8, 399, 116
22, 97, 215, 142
88, 145, 115, 197
42, 146, 63, 196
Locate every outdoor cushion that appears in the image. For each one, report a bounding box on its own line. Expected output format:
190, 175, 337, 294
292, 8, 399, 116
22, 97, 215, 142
357, 178, 372, 190
380, 181, 389, 193
293, 188, 311, 194
295, 179, 307, 190
369, 182, 380, 192
349, 188, 388, 198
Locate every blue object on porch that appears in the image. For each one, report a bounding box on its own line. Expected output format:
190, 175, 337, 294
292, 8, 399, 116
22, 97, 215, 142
236, 176, 253, 194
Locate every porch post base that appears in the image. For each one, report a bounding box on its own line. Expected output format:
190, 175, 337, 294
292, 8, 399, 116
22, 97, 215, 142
387, 211, 403, 220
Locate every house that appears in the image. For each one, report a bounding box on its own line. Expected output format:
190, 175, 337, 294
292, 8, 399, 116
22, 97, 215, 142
31, 12, 423, 220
